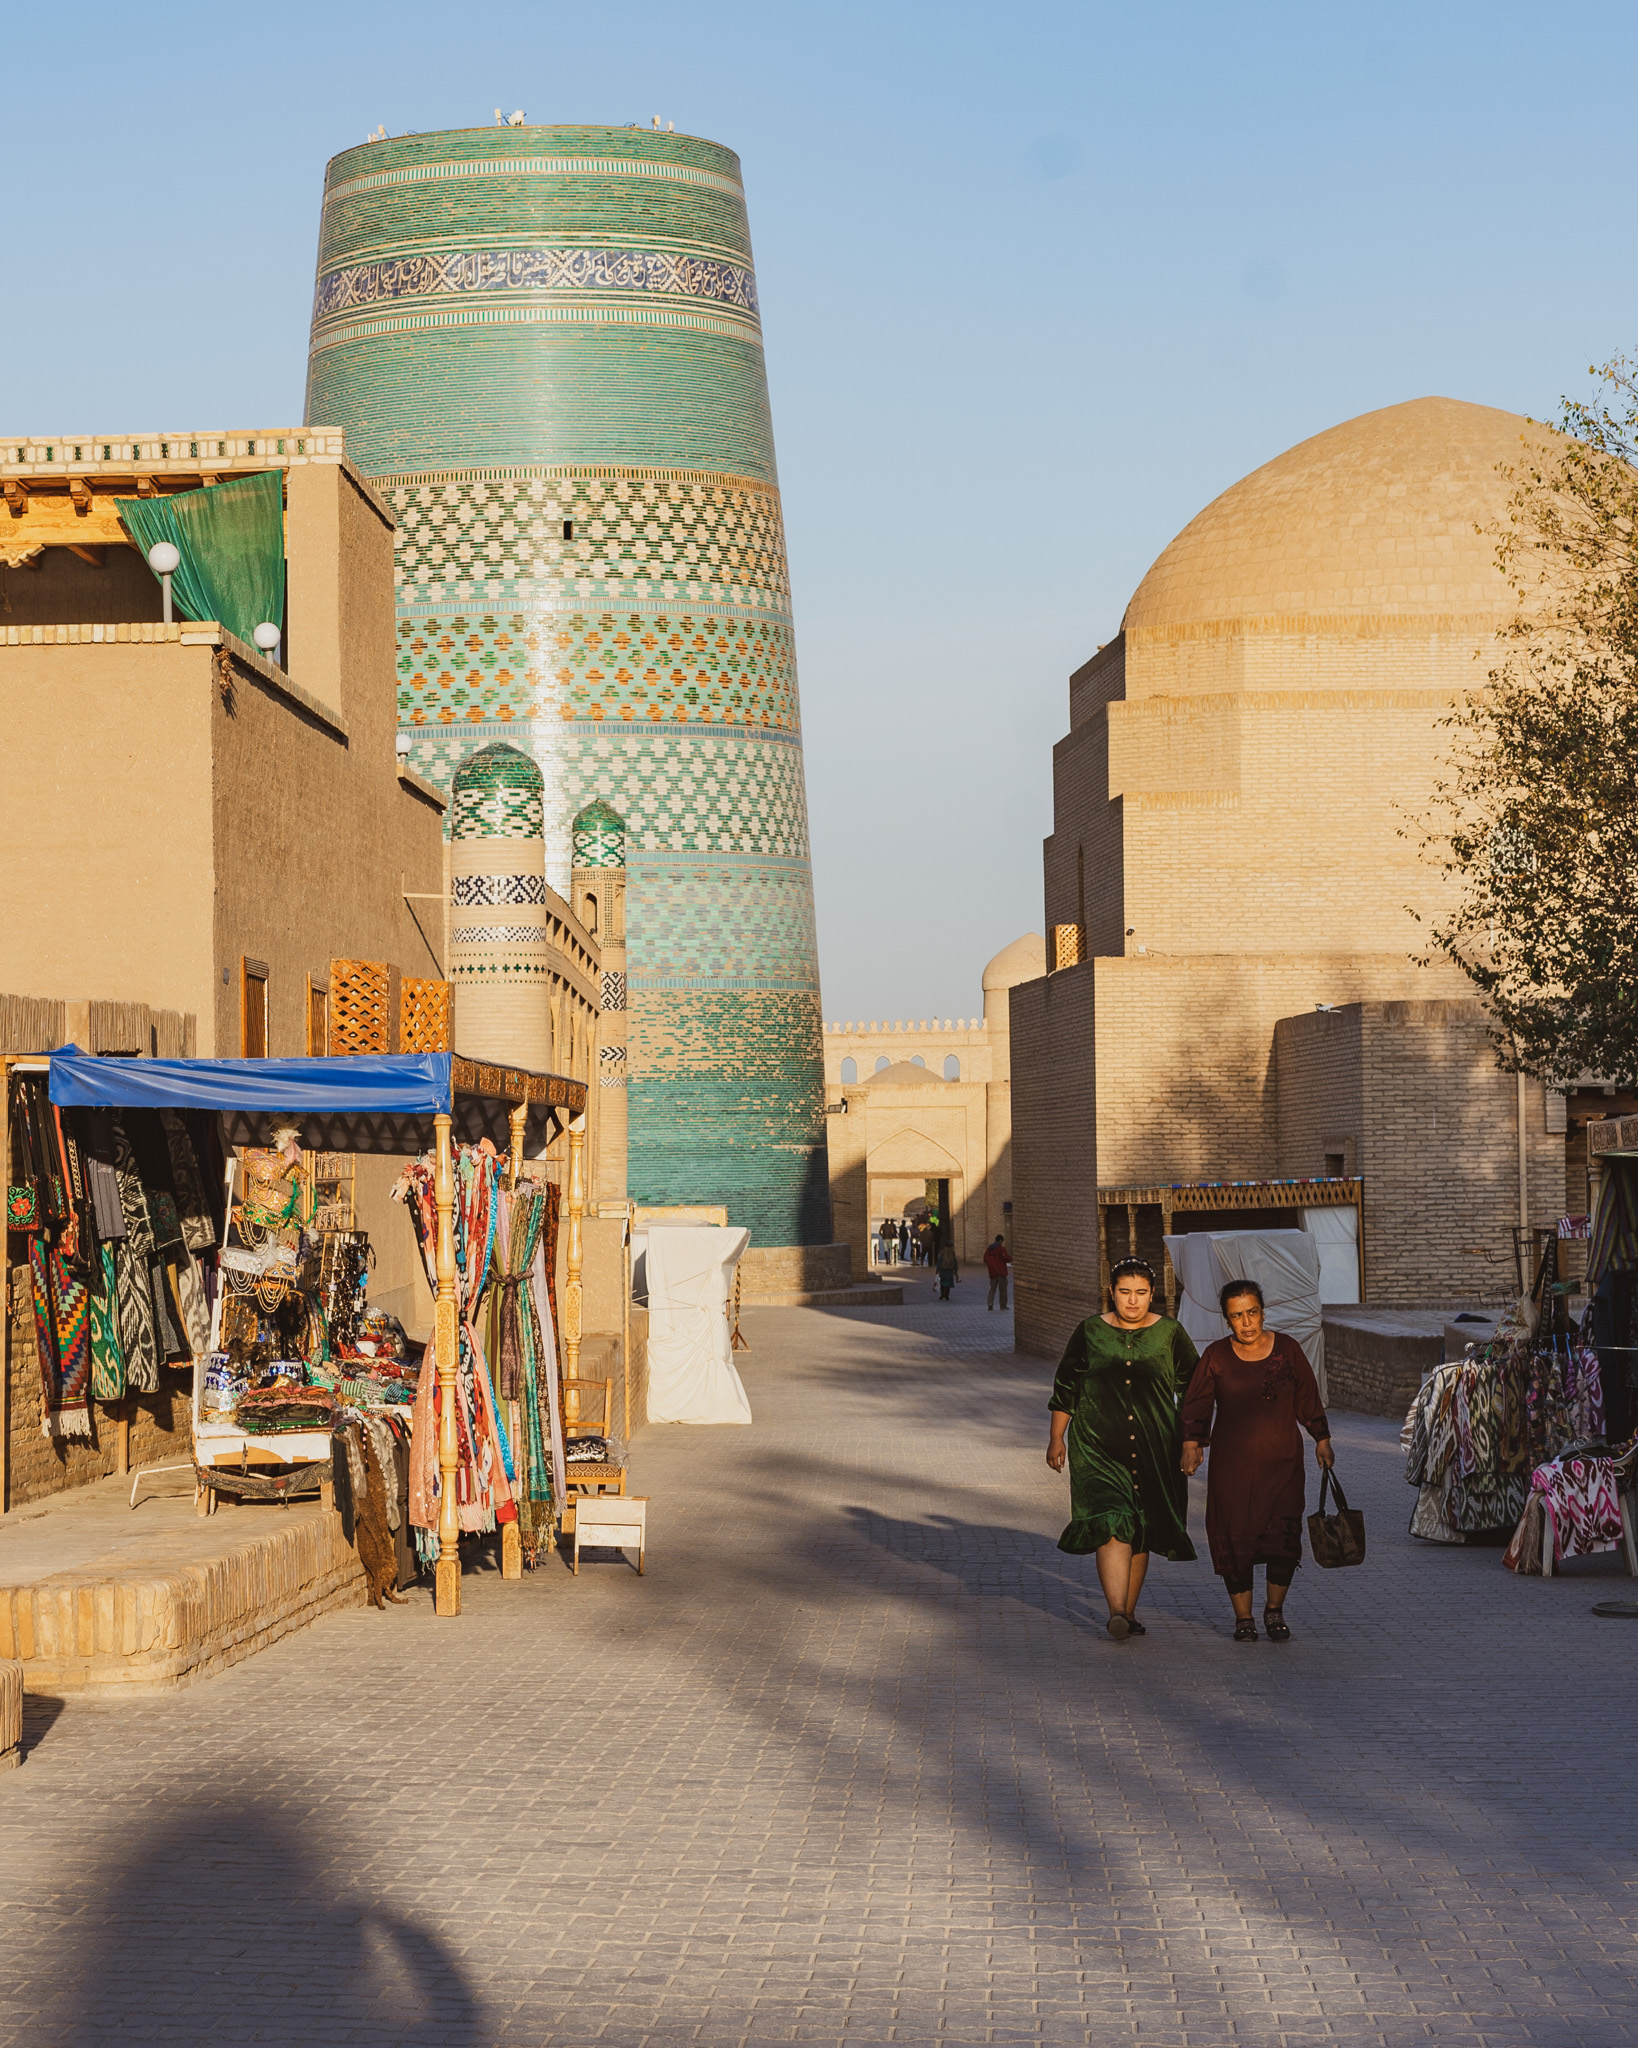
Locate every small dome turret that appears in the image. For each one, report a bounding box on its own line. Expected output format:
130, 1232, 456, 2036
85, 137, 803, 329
450, 742, 544, 841
573, 796, 627, 869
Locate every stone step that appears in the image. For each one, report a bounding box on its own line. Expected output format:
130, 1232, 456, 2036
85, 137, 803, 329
741, 1283, 905, 1310
0, 1478, 369, 1696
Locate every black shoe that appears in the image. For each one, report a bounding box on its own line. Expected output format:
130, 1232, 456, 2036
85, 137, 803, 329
1263, 1608, 1291, 1642
1233, 1618, 1258, 1642
1123, 1613, 1146, 1636
1106, 1613, 1131, 1641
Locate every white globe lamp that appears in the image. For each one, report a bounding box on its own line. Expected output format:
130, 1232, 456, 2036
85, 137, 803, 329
252, 622, 282, 667
147, 541, 181, 624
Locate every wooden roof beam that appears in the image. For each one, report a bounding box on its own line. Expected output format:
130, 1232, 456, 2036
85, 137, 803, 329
66, 544, 104, 567
2, 480, 26, 518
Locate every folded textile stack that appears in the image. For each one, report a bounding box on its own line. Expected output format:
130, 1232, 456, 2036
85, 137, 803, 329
307, 1359, 418, 1408
565, 1434, 615, 1465
235, 1386, 342, 1434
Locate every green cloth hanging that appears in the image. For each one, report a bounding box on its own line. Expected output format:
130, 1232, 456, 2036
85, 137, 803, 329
116, 470, 285, 648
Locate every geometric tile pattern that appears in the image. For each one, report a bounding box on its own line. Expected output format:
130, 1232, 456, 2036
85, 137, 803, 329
307, 122, 828, 1242
452, 924, 546, 944
600, 972, 627, 1013
558, 730, 810, 862
451, 874, 549, 906
448, 739, 544, 841
573, 797, 626, 871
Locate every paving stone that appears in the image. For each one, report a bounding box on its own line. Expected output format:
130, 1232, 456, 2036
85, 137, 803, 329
0, 1296, 1635, 2045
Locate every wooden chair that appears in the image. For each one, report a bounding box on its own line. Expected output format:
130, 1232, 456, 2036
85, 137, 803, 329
559, 1375, 626, 1534
572, 1494, 647, 1575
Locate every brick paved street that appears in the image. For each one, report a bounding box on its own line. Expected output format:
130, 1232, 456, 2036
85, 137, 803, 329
2, 1288, 1637, 2046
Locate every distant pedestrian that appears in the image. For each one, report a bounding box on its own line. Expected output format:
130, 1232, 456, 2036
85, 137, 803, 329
983, 1234, 1012, 1310
1180, 1279, 1333, 1643
1047, 1257, 1198, 1640
935, 1241, 959, 1300
877, 1219, 895, 1267
898, 1221, 910, 1263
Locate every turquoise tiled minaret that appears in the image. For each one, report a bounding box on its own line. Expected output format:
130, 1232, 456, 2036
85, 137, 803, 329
304, 123, 828, 1245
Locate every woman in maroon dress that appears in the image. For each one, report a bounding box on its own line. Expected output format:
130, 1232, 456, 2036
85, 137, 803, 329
1180, 1279, 1333, 1642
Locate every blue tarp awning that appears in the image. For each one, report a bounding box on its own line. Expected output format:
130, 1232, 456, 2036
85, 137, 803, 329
47, 1049, 577, 1158
49, 1048, 452, 1115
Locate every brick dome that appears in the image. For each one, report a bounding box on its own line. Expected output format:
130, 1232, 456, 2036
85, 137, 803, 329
1122, 397, 1547, 633
982, 933, 1047, 991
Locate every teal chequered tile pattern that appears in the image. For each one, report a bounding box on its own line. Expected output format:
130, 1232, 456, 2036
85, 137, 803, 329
573, 797, 626, 870
450, 740, 544, 841
305, 125, 828, 1245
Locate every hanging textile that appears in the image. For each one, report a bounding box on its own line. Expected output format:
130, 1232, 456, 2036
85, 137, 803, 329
88, 1243, 127, 1401
116, 470, 285, 648
1410, 1324, 1610, 1550
113, 1241, 160, 1394
160, 1110, 217, 1252
28, 1236, 92, 1439
1405, 1348, 1533, 1542
1586, 1159, 1638, 1294
394, 1140, 521, 1558
495, 1178, 563, 1555
1505, 1441, 1637, 1572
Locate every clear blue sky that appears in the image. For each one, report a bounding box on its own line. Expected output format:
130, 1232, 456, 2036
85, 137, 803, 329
7, 1, 1635, 1022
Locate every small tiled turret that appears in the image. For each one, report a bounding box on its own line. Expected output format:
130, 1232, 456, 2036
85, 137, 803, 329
449, 742, 551, 1069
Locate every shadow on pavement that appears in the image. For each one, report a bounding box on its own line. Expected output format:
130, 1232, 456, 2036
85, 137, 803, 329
839, 1503, 1106, 1632
50, 1797, 485, 2046
20, 1694, 67, 1759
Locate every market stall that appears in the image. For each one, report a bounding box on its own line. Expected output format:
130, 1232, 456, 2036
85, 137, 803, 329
33, 1047, 588, 1616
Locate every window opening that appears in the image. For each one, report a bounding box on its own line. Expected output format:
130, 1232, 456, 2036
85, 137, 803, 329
242, 958, 269, 1058
840, 1057, 857, 1083
944, 1055, 961, 1080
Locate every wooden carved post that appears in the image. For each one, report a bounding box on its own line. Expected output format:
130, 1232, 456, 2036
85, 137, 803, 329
564, 1114, 586, 1382
433, 1111, 461, 1617
501, 1100, 527, 1582
507, 1101, 527, 1191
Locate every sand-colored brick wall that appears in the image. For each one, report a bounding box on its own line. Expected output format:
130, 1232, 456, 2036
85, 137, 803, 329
1010, 963, 1097, 1358
1087, 953, 1466, 1190
1044, 716, 1125, 958
1275, 999, 1565, 1300
1358, 1003, 1562, 1300
1275, 1008, 1365, 1178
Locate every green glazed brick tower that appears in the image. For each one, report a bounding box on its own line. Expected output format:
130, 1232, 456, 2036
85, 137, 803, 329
304, 123, 829, 1245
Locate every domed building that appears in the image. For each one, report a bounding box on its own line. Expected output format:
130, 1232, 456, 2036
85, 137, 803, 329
822, 933, 1045, 1276
1011, 398, 1575, 1364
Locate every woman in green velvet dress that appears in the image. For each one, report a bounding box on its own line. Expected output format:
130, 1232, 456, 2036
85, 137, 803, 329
1047, 1257, 1199, 1638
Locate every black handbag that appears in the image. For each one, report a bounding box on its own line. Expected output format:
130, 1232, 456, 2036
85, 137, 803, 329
1307, 1467, 1367, 1568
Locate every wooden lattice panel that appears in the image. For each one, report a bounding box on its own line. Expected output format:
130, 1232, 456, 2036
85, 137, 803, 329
400, 977, 454, 1053
1052, 923, 1086, 970
328, 958, 400, 1056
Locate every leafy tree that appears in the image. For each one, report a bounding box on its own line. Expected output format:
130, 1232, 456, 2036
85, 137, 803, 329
1417, 356, 1638, 1086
